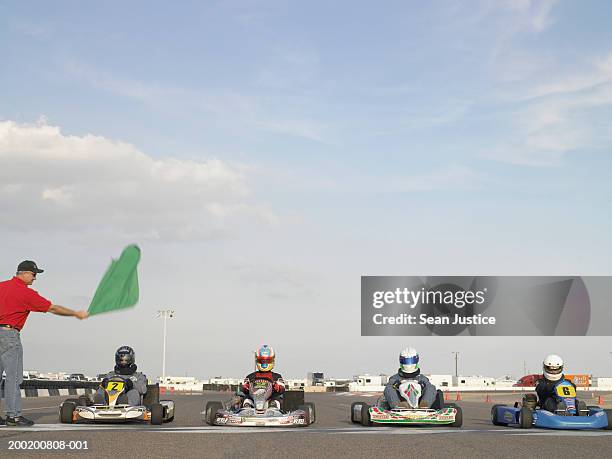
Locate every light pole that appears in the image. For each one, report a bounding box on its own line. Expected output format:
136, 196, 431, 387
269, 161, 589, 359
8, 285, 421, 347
452, 352, 459, 378
157, 309, 175, 383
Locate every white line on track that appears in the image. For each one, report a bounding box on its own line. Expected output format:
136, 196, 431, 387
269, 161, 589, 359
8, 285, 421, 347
21, 406, 62, 411
2, 425, 612, 437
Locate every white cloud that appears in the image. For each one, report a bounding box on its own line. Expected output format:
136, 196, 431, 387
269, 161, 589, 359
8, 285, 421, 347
486, 52, 612, 166
0, 120, 275, 239
64, 61, 327, 142
494, 0, 557, 33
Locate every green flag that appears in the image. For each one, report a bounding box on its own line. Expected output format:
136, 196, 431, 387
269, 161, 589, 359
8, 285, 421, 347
88, 244, 141, 316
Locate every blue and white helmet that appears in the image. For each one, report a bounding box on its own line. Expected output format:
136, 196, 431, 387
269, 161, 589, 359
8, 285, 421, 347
399, 347, 419, 374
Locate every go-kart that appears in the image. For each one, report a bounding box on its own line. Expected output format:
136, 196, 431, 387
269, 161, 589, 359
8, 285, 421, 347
203, 380, 315, 427
59, 376, 175, 425
351, 381, 462, 427
491, 380, 611, 430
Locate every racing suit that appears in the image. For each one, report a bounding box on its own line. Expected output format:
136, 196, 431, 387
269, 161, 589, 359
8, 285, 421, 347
95, 365, 148, 406
535, 377, 577, 412
383, 370, 436, 409
238, 371, 285, 407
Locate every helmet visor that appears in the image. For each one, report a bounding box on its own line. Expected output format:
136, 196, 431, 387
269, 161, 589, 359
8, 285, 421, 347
544, 364, 563, 375
400, 355, 419, 366
117, 353, 133, 366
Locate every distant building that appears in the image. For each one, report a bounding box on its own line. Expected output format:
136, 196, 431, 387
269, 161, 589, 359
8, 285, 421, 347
306, 372, 325, 386
161, 376, 199, 385
286, 378, 307, 389
426, 374, 453, 388
453, 375, 496, 387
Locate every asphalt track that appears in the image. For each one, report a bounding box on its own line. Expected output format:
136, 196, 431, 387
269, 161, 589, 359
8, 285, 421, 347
1, 391, 611, 458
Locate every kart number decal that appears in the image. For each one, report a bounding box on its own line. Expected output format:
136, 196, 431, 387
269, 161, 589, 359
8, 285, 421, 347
215, 417, 228, 424
555, 385, 576, 398
106, 381, 125, 392
293, 418, 306, 424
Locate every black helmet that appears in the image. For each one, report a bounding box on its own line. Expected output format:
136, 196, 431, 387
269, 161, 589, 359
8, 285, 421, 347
115, 346, 136, 374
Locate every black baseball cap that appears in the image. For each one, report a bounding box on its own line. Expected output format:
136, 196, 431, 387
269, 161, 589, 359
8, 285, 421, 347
17, 260, 44, 274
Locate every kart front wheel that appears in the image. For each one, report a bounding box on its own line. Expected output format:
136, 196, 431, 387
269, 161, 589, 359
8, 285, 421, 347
150, 403, 163, 425
604, 410, 612, 430
360, 403, 372, 427
519, 407, 533, 429
303, 402, 316, 424
60, 402, 75, 424
491, 404, 508, 426
205, 401, 223, 426
297, 404, 311, 426
350, 402, 364, 423
451, 406, 463, 428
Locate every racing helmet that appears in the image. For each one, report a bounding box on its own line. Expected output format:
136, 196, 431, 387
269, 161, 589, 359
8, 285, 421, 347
543, 354, 564, 381
115, 346, 136, 370
399, 347, 419, 375
256, 345, 275, 372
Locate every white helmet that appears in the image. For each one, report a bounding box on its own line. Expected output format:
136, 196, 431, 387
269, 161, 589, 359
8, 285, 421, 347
543, 354, 564, 381
399, 347, 419, 374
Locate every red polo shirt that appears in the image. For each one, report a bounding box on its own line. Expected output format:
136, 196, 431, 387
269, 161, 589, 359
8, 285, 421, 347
0, 277, 52, 331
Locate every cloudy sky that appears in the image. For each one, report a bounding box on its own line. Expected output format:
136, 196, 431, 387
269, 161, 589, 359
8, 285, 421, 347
1, 1, 611, 380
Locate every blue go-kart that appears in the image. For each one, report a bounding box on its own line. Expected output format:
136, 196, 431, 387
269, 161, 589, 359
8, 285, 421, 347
491, 380, 612, 430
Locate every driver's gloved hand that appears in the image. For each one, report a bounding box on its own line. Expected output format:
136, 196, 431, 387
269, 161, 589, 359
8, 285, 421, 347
273, 382, 284, 393
101, 378, 109, 387
418, 400, 430, 408
124, 378, 134, 392
231, 396, 243, 410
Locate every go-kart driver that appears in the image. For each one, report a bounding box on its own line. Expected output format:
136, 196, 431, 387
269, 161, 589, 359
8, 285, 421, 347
94, 346, 148, 406
523, 354, 583, 412
383, 347, 436, 409
237, 345, 285, 410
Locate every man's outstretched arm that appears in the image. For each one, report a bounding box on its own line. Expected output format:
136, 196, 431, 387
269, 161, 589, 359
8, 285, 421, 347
48, 304, 89, 319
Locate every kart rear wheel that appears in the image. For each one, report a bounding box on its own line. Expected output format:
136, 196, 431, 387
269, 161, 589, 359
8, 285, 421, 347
78, 395, 92, 407
491, 404, 508, 426
519, 407, 533, 429
205, 401, 223, 426
604, 410, 612, 430
360, 403, 372, 427
451, 406, 463, 428
150, 403, 163, 425
60, 402, 75, 424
